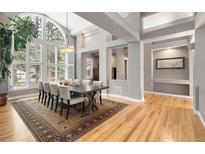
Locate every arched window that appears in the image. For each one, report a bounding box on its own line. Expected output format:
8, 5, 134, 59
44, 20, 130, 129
10, 14, 74, 90
46, 20, 65, 42
30, 15, 43, 39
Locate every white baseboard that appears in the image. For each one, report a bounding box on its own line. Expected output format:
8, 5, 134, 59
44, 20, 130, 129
8, 93, 38, 101
193, 107, 197, 115
102, 93, 144, 103
195, 111, 205, 128
144, 91, 193, 99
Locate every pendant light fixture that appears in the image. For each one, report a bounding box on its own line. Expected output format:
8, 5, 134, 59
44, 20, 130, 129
60, 12, 75, 53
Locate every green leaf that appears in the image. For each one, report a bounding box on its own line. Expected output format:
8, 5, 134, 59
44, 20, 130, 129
0, 16, 38, 83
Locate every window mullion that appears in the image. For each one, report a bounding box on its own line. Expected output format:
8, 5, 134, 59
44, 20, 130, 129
26, 43, 30, 88
65, 53, 68, 80
55, 47, 58, 81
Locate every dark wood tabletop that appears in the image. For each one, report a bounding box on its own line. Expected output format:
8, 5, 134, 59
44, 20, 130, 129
69, 84, 109, 94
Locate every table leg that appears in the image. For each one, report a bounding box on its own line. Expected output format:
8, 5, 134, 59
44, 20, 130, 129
81, 92, 98, 117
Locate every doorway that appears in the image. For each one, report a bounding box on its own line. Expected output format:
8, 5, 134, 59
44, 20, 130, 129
81, 50, 99, 81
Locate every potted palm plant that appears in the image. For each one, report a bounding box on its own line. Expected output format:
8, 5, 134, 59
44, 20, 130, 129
0, 16, 38, 106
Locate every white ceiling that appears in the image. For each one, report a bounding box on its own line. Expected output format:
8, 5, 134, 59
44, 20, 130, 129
143, 12, 194, 30
118, 12, 130, 18
42, 12, 95, 35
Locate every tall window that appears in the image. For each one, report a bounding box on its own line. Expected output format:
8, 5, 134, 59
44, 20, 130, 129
47, 46, 72, 81
11, 49, 27, 88
10, 14, 74, 90
29, 43, 42, 88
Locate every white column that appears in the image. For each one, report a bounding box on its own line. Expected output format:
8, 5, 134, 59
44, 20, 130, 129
189, 49, 194, 97
99, 30, 107, 86
194, 25, 205, 111
128, 41, 144, 101
42, 16, 47, 82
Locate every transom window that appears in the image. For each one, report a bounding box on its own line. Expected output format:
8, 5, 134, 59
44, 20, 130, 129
46, 20, 65, 42
30, 16, 43, 39
10, 14, 74, 90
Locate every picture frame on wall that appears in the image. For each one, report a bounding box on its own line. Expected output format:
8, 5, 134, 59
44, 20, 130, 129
156, 57, 185, 69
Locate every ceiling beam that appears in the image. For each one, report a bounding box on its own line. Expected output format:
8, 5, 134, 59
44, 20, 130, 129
141, 12, 158, 17
195, 12, 205, 29
75, 12, 139, 42
152, 39, 189, 50
142, 19, 194, 43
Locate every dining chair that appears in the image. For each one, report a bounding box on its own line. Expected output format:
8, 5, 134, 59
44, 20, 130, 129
58, 85, 85, 119
73, 79, 81, 85
49, 83, 59, 112
43, 82, 51, 107
93, 81, 103, 105
82, 80, 92, 85
38, 81, 44, 103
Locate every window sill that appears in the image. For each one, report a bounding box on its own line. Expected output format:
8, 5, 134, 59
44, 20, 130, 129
9, 87, 38, 92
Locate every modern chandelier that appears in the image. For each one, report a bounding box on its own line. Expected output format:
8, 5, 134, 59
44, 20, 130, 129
60, 12, 75, 53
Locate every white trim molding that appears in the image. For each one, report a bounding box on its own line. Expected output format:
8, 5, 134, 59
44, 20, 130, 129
195, 111, 205, 128
144, 91, 193, 99
102, 93, 144, 103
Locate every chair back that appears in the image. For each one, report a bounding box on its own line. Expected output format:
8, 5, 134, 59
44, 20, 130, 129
59, 85, 70, 100
43, 82, 50, 93
93, 81, 103, 86
38, 81, 44, 90
49, 83, 59, 96
82, 80, 92, 85
73, 79, 80, 83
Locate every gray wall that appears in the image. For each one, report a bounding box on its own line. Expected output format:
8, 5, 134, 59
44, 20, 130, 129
76, 29, 108, 86
144, 43, 152, 91
194, 25, 205, 122
108, 80, 128, 97
153, 46, 189, 80
153, 83, 189, 96
153, 46, 190, 95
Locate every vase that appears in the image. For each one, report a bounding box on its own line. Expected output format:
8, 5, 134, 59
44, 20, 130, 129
0, 93, 7, 106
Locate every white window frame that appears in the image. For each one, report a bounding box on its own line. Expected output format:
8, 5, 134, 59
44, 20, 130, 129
9, 14, 75, 91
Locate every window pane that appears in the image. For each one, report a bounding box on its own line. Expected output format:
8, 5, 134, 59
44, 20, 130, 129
68, 66, 74, 79
57, 48, 65, 64
58, 65, 65, 80
30, 65, 41, 88
13, 50, 26, 62
29, 44, 42, 62
47, 46, 56, 64
12, 64, 26, 88
31, 16, 43, 39
46, 21, 64, 42
48, 65, 56, 81
68, 52, 74, 64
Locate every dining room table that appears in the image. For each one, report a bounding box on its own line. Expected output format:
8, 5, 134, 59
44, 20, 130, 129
63, 83, 109, 116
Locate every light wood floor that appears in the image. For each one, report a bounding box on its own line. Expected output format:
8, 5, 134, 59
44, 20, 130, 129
0, 93, 205, 142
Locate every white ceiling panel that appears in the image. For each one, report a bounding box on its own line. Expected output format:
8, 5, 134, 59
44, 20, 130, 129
143, 12, 193, 30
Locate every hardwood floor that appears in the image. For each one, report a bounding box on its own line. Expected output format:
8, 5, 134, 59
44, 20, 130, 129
0, 93, 205, 141
0, 101, 35, 141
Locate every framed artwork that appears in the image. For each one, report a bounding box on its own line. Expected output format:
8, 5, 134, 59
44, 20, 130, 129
156, 57, 185, 69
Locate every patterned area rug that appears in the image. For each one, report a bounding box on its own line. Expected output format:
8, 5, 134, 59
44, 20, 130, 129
11, 97, 127, 142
